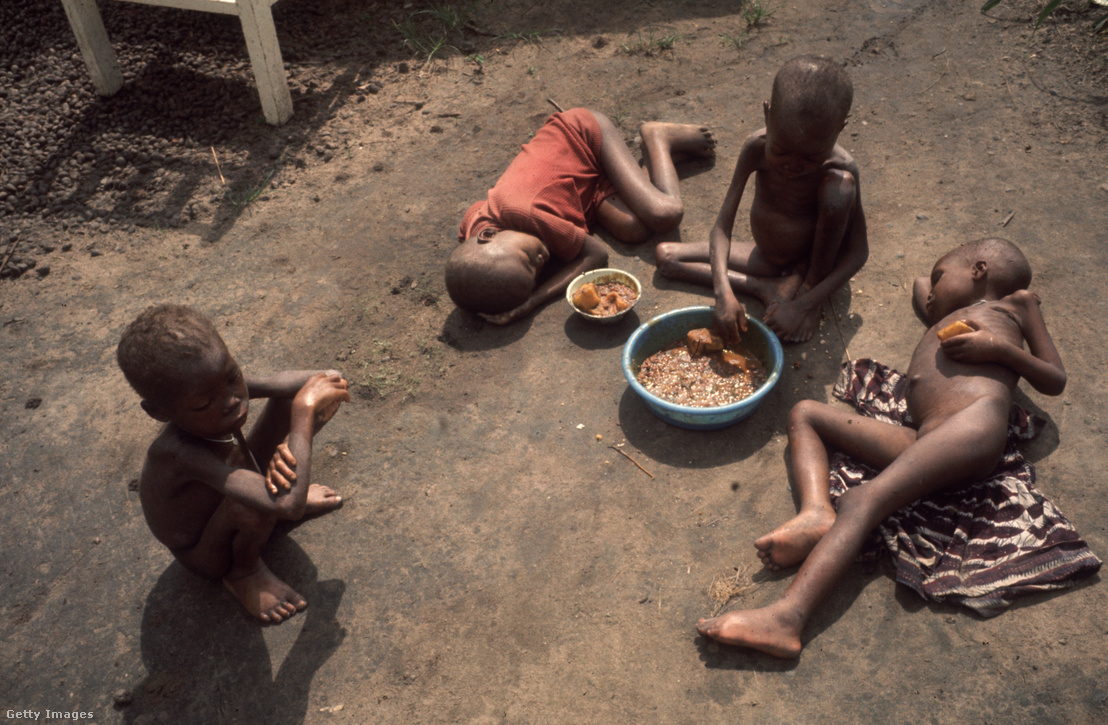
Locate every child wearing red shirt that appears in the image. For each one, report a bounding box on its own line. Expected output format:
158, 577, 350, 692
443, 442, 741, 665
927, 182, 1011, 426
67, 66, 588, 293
446, 108, 714, 324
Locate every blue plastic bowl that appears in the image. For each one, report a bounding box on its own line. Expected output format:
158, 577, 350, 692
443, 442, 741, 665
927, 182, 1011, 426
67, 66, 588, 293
622, 306, 784, 431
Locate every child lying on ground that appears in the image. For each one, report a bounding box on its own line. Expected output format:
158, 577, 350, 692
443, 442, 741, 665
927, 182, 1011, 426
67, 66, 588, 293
118, 305, 350, 624
446, 107, 715, 324
697, 238, 1065, 657
656, 56, 868, 343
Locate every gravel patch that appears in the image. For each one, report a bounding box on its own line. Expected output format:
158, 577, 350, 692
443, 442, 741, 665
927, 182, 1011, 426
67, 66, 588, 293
0, 0, 447, 278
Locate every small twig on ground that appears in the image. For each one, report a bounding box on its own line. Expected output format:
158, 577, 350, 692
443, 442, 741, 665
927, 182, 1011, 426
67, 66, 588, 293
609, 445, 654, 479
547, 97, 565, 113
919, 47, 953, 95
0, 231, 22, 277
708, 565, 757, 616
1004, 74, 1018, 106
464, 21, 497, 37
1000, 210, 1016, 227
827, 297, 852, 363
210, 146, 226, 185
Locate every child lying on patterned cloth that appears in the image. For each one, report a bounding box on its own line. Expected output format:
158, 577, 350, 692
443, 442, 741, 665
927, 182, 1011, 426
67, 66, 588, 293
828, 357, 1098, 617
697, 237, 1100, 658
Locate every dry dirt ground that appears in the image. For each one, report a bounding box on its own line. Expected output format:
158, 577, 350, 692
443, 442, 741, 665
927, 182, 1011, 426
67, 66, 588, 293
3, 0, 1108, 722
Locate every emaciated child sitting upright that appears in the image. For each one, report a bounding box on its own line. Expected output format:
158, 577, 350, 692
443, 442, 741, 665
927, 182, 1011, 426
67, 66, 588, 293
656, 56, 868, 343
697, 238, 1066, 657
117, 304, 350, 624
446, 107, 715, 324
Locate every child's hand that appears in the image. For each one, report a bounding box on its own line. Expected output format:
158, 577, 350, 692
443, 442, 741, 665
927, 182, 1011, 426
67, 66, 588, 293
293, 373, 351, 431
713, 294, 748, 343
265, 442, 297, 495
479, 303, 531, 326
939, 321, 1004, 364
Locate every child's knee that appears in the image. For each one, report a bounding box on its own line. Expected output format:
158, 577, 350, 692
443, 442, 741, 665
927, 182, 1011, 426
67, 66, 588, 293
644, 201, 684, 236
654, 242, 681, 276
225, 497, 277, 534
834, 486, 882, 527
610, 217, 651, 246
788, 399, 828, 430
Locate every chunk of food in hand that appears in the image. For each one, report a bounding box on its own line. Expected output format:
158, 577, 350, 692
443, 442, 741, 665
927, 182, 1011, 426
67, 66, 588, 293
686, 328, 724, 357
937, 320, 974, 341
572, 283, 601, 312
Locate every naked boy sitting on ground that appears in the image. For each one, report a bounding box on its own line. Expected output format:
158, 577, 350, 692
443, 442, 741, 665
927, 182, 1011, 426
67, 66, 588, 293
117, 304, 350, 623
446, 107, 714, 324
656, 56, 868, 343
697, 238, 1065, 657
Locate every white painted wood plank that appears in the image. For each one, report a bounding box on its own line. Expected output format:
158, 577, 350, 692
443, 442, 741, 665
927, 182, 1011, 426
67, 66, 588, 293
112, 0, 280, 16
113, 0, 242, 17
236, 0, 293, 124
61, 0, 293, 124
60, 0, 123, 95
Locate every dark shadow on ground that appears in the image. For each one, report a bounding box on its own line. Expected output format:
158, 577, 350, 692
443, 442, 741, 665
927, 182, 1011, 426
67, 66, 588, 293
2, 0, 756, 250
694, 567, 886, 672
439, 308, 532, 351
563, 309, 642, 350
617, 385, 783, 468
122, 537, 345, 725
1012, 390, 1060, 464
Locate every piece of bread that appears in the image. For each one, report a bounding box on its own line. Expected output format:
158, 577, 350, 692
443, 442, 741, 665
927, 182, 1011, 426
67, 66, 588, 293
572, 283, 601, 311
686, 328, 724, 356
937, 320, 974, 341
602, 291, 629, 312
718, 350, 749, 374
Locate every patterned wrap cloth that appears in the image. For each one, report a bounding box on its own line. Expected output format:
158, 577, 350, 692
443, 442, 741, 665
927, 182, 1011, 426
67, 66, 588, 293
829, 358, 1101, 617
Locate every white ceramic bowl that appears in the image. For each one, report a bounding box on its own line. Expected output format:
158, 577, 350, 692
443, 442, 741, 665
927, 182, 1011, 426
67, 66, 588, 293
565, 268, 642, 323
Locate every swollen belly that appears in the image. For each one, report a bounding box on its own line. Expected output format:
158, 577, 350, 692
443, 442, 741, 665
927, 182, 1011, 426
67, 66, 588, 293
749, 205, 815, 267
905, 371, 1012, 432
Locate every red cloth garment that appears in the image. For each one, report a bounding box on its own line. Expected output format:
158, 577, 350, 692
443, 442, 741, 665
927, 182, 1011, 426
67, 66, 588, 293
458, 108, 617, 262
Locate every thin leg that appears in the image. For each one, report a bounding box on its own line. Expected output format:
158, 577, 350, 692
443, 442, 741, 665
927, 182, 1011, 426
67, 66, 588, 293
174, 496, 306, 623
698, 395, 1009, 657
655, 240, 801, 306
591, 111, 714, 239
756, 401, 917, 570
245, 396, 343, 517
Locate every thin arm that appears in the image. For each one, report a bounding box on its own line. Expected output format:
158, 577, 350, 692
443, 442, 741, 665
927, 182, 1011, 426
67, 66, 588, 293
1003, 291, 1066, 395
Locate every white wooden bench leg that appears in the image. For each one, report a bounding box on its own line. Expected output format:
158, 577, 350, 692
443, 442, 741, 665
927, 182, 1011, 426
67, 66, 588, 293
60, 0, 123, 96
236, 0, 293, 125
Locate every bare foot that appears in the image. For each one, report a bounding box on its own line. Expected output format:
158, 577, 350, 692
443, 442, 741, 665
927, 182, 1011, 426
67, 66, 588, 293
640, 121, 716, 160
746, 273, 802, 314
304, 483, 343, 516
697, 608, 803, 658
765, 300, 822, 344
754, 509, 835, 571
223, 560, 307, 624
